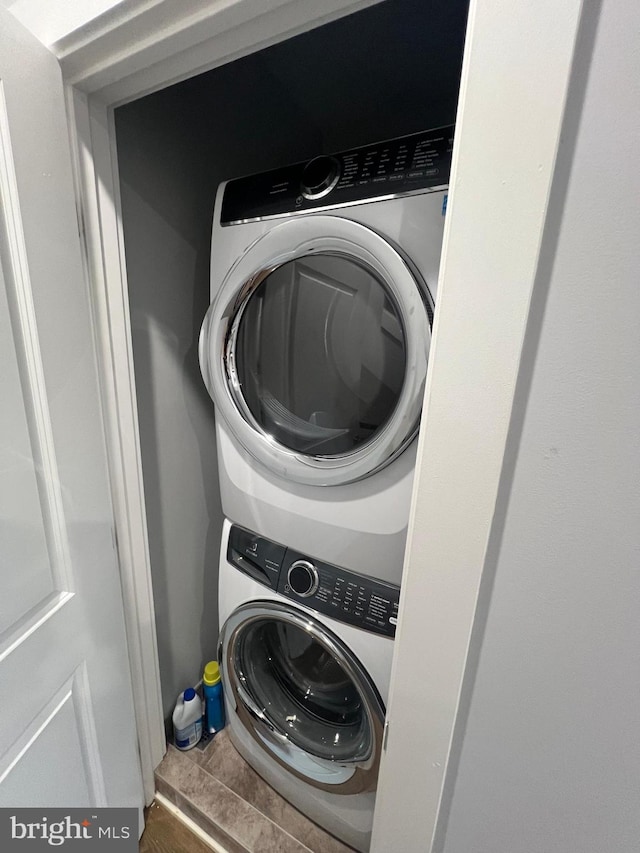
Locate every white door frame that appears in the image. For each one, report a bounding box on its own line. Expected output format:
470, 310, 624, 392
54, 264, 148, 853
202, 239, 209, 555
52, 0, 584, 843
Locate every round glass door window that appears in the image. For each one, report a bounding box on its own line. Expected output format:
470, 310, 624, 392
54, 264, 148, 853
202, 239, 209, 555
234, 615, 373, 763
235, 254, 406, 457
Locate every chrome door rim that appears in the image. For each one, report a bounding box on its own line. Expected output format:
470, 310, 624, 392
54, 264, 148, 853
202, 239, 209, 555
219, 600, 385, 794
199, 215, 433, 486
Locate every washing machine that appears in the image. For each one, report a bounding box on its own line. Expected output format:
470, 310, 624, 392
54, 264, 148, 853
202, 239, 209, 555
199, 126, 453, 586
217, 517, 400, 851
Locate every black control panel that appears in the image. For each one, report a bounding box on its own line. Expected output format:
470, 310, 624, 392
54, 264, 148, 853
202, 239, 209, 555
227, 524, 400, 638
220, 125, 454, 225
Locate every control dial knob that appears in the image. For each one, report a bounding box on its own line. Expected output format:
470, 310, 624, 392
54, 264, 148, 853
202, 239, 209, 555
300, 156, 341, 200
287, 560, 319, 598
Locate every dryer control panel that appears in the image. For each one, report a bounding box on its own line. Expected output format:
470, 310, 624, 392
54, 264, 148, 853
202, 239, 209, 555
227, 524, 400, 638
220, 125, 454, 225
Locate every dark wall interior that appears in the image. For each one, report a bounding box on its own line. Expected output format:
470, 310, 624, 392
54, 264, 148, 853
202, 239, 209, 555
257, 0, 468, 151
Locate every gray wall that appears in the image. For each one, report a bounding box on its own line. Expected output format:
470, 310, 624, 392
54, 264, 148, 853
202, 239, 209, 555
441, 2, 640, 851
116, 66, 322, 721
115, 0, 467, 723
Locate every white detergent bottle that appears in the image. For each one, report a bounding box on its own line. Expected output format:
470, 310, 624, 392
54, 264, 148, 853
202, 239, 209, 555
172, 687, 202, 750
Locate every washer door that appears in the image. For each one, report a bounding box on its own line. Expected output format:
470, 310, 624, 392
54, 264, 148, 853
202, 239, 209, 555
219, 601, 385, 794
199, 215, 433, 485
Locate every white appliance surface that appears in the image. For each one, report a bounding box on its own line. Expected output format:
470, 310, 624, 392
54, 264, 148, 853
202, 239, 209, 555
218, 519, 395, 852
206, 140, 449, 848
203, 158, 448, 583
218, 525, 395, 703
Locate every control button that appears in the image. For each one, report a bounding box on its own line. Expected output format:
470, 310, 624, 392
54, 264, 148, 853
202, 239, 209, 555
300, 156, 341, 200
287, 560, 319, 598
389, 616, 398, 626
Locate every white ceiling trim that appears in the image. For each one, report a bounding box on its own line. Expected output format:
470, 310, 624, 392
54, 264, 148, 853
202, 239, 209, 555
6, 0, 129, 45
52, 0, 381, 102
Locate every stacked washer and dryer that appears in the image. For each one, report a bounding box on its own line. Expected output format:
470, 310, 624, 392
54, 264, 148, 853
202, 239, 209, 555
199, 126, 453, 852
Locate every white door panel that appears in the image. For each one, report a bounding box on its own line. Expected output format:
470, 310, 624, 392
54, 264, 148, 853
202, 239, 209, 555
0, 257, 53, 629
0, 679, 94, 807
0, 7, 144, 813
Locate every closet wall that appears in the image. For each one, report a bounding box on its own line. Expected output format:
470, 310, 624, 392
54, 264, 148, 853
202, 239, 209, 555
116, 68, 321, 721
115, 0, 468, 720
440, 1, 640, 848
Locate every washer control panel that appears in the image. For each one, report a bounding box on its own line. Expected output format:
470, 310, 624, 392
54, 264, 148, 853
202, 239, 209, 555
228, 524, 400, 638
286, 560, 320, 597
227, 524, 286, 589
220, 124, 454, 225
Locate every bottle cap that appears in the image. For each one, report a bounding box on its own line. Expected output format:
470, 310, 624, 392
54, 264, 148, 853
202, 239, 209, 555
203, 660, 221, 685
183, 687, 196, 702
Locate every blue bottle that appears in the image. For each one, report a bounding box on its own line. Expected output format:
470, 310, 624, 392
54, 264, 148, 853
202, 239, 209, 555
203, 660, 225, 735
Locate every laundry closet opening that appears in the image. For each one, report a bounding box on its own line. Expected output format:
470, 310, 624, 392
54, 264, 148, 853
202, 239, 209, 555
114, 0, 468, 729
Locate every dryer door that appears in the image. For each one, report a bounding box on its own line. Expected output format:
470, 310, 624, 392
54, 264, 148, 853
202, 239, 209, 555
219, 601, 385, 794
199, 215, 433, 485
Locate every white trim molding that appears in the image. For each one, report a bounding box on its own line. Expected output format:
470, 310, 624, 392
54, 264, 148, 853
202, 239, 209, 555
54, 0, 383, 102
371, 1, 584, 850
65, 84, 165, 803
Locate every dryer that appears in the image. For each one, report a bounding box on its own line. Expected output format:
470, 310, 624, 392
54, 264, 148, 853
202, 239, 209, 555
218, 518, 399, 852
199, 127, 453, 585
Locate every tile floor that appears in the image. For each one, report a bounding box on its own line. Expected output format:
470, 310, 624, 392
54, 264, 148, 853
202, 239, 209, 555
155, 730, 355, 853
